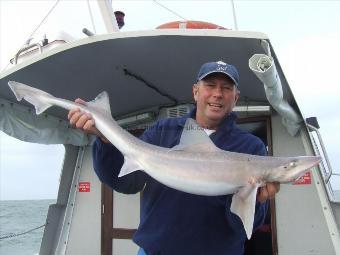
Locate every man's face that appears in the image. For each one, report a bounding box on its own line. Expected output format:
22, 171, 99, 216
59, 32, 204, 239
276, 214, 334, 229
193, 73, 239, 129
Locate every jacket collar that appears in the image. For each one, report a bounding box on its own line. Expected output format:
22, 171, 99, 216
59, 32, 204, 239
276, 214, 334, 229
177, 107, 237, 133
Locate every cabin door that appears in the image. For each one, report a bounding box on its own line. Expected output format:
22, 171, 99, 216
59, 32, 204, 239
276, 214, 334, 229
238, 116, 277, 255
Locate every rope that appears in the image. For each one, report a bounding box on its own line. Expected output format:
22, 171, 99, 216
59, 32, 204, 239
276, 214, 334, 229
0, 0, 60, 72
152, 0, 187, 21
0, 224, 45, 240
25, 0, 60, 44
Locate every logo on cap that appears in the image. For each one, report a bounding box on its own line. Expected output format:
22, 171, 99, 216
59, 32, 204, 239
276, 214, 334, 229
216, 61, 227, 65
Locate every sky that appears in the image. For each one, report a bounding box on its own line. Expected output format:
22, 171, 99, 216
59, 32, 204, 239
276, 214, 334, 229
0, 0, 339, 200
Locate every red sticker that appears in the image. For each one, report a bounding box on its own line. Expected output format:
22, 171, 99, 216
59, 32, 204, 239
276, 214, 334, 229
78, 182, 90, 192
294, 172, 312, 185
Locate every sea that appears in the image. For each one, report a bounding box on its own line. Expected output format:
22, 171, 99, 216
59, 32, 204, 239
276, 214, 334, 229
0, 199, 55, 255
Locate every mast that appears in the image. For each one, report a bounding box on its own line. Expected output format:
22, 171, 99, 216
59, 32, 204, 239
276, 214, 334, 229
231, 0, 238, 30
95, 0, 119, 32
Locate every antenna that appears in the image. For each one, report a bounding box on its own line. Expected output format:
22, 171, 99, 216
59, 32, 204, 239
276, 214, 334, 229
152, 0, 187, 21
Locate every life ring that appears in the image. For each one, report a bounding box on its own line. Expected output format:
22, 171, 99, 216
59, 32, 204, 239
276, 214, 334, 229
156, 20, 227, 30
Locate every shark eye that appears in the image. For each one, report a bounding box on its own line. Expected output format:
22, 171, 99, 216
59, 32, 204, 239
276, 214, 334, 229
289, 162, 296, 167
283, 161, 297, 169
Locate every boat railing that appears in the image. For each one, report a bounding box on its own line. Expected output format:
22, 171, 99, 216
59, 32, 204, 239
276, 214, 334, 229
307, 122, 340, 203
9, 38, 71, 67
13, 43, 42, 64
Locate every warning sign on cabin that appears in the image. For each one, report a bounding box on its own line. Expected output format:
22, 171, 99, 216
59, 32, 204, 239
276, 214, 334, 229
294, 171, 312, 185
78, 182, 91, 192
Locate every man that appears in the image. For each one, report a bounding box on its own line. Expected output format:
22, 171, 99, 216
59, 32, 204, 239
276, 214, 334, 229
68, 61, 279, 255
114, 10, 125, 29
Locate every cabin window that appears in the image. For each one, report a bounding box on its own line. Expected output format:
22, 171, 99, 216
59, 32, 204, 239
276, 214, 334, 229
0, 131, 65, 254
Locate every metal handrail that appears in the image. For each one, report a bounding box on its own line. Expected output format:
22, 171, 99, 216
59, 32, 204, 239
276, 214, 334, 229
13, 43, 42, 64
307, 123, 333, 183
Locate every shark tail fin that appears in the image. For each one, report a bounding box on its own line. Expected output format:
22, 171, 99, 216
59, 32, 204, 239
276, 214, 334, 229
8, 81, 53, 114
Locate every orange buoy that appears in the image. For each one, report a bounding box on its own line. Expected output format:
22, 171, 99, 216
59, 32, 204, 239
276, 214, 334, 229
156, 20, 228, 30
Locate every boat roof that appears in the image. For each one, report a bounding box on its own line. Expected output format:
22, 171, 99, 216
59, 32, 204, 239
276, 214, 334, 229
0, 29, 298, 119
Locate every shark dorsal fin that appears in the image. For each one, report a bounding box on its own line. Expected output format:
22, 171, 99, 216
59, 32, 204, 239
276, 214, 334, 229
171, 118, 221, 152
87, 91, 112, 115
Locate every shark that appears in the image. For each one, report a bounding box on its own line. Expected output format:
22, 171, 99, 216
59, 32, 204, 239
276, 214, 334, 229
8, 81, 321, 239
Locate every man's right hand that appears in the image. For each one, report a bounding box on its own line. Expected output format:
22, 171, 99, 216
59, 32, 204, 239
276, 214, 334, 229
68, 98, 109, 143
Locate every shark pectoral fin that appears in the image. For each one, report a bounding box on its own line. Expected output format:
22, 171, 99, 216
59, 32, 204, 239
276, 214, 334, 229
230, 184, 259, 239
118, 157, 142, 177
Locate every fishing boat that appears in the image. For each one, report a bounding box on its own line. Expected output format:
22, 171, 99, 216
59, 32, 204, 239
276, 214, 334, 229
0, 1, 339, 254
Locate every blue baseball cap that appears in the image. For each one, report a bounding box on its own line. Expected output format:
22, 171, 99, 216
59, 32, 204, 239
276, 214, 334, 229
197, 61, 239, 86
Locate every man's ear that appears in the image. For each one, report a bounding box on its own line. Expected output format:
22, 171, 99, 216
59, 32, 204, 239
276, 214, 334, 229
235, 90, 240, 101
193, 83, 199, 101
233, 89, 240, 106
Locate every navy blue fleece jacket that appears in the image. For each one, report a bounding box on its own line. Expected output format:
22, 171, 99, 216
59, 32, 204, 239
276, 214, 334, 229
92, 109, 268, 255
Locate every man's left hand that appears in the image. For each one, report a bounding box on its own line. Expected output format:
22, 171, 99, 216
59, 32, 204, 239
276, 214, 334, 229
257, 182, 280, 203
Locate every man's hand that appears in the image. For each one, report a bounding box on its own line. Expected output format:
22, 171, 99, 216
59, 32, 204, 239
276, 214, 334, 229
257, 182, 280, 203
67, 98, 109, 143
